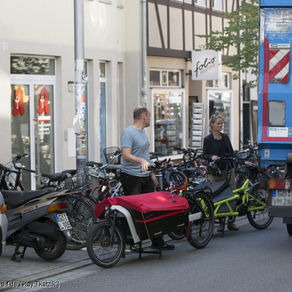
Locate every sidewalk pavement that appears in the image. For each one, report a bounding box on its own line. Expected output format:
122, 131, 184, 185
0, 216, 248, 290
0, 246, 92, 290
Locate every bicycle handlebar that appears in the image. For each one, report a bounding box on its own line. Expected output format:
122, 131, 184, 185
0, 163, 21, 174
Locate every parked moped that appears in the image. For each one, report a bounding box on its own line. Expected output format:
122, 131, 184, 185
1, 187, 80, 261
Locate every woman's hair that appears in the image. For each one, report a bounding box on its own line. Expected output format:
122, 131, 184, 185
209, 113, 224, 131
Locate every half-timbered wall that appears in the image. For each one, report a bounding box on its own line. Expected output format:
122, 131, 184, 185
148, 0, 239, 58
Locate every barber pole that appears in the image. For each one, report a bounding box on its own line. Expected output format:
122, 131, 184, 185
269, 43, 290, 83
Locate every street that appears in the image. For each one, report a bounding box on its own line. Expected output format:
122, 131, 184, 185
1, 218, 292, 292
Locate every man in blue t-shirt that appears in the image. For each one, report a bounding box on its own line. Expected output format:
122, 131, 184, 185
120, 106, 174, 250
121, 107, 156, 194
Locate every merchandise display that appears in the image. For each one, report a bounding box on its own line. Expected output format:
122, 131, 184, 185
189, 103, 204, 148
153, 92, 183, 155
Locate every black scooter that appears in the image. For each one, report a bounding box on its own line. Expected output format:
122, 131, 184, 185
1, 187, 80, 261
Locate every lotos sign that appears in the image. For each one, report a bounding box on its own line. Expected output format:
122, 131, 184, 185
191, 50, 221, 80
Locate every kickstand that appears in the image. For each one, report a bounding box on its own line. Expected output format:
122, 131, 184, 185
11, 245, 27, 262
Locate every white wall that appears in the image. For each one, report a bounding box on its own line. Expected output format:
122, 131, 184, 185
0, 0, 142, 168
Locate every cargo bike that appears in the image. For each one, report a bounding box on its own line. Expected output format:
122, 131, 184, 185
86, 191, 214, 268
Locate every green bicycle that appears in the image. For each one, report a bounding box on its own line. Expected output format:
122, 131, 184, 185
205, 158, 273, 232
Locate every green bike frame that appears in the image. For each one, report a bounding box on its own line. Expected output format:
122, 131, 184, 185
213, 179, 267, 218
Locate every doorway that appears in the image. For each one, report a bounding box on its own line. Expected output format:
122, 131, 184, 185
11, 76, 55, 189
206, 89, 233, 140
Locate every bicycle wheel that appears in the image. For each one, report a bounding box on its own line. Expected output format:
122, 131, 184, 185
66, 196, 96, 250
247, 188, 273, 230
187, 192, 214, 249
86, 220, 125, 268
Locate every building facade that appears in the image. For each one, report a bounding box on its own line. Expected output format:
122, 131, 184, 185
0, 0, 143, 189
146, 0, 242, 156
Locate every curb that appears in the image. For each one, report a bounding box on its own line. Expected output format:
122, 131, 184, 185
0, 258, 93, 291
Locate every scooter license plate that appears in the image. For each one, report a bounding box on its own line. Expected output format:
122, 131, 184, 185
56, 213, 72, 231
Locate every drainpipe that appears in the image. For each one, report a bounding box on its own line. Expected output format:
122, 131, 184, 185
141, 0, 147, 106
74, 0, 88, 186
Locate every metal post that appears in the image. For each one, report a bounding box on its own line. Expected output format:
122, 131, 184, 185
141, 0, 147, 106
74, 0, 88, 186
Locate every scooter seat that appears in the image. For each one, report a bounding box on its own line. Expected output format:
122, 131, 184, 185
1, 188, 54, 208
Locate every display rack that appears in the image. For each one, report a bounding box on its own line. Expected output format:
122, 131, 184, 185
190, 103, 204, 148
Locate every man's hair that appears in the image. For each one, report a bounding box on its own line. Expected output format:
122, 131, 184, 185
133, 107, 149, 120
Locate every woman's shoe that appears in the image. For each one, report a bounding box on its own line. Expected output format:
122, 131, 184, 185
227, 222, 239, 231
217, 224, 224, 232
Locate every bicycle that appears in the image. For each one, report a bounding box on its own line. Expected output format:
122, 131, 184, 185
149, 159, 214, 247
0, 154, 35, 191
87, 150, 123, 204
86, 190, 213, 268
206, 155, 273, 233
40, 169, 96, 251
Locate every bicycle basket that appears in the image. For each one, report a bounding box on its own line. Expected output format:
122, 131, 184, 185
63, 171, 88, 190
103, 147, 121, 164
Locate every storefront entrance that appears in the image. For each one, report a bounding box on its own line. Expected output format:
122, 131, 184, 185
151, 89, 186, 156
206, 89, 233, 140
11, 75, 55, 189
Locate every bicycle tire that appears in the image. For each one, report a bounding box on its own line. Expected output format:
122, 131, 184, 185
66, 195, 96, 250
187, 192, 214, 249
247, 188, 273, 230
86, 220, 125, 268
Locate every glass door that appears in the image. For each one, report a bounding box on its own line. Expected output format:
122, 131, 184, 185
152, 89, 186, 156
34, 84, 54, 187
11, 78, 55, 189
206, 89, 232, 139
11, 85, 31, 189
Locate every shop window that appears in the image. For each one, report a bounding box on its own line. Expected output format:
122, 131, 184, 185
99, 62, 107, 163
206, 73, 230, 89
222, 73, 230, 89
150, 69, 181, 87
212, 0, 223, 11
195, 0, 206, 6
153, 90, 184, 156
168, 71, 180, 86
11, 56, 55, 75
206, 80, 220, 88
150, 70, 161, 86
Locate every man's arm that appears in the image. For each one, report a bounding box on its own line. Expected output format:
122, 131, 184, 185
122, 147, 149, 172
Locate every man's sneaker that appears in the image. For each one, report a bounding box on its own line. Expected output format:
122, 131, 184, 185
228, 222, 239, 231
129, 243, 140, 252
151, 243, 175, 250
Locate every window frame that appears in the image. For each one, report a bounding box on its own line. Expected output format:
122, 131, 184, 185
150, 69, 182, 88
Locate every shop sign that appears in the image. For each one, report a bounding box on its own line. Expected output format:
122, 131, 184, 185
192, 50, 221, 80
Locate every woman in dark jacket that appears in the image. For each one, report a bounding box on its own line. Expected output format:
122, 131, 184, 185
203, 113, 238, 232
